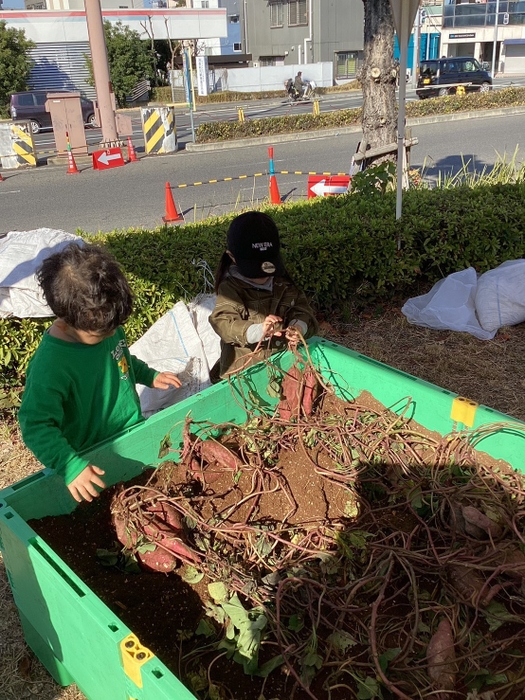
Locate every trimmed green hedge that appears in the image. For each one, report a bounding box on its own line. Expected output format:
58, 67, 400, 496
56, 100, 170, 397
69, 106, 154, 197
195, 87, 525, 143
3, 182, 525, 388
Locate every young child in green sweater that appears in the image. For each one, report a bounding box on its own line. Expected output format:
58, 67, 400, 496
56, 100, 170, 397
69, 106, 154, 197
19, 242, 181, 503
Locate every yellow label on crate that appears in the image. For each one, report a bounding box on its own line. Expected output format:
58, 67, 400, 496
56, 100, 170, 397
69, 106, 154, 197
120, 633, 154, 688
450, 396, 478, 427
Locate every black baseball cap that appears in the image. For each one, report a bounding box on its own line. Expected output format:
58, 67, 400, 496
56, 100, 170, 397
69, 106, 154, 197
227, 211, 283, 278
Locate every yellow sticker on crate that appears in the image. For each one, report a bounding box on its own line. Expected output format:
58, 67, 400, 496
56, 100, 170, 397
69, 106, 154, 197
120, 633, 154, 688
450, 396, 478, 427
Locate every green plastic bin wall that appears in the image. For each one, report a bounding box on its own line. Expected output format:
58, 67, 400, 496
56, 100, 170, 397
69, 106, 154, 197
1, 338, 524, 700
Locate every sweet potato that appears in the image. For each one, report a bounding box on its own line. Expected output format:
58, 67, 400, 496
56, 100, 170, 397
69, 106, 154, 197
426, 618, 456, 692
277, 365, 319, 420
277, 365, 302, 420
447, 500, 466, 534
189, 438, 242, 483
494, 543, 525, 580
113, 500, 200, 572
461, 505, 503, 540
301, 367, 318, 416
447, 564, 497, 607
199, 439, 241, 472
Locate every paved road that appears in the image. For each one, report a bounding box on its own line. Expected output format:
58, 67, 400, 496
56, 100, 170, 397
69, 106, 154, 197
30, 75, 525, 158
2, 111, 524, 236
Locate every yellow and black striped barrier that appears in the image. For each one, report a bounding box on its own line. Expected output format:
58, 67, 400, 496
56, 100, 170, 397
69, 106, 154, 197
0, 123, 37, 168
141, 107, 177, 155
171, 170, 349, 189
12, 124, 36, 167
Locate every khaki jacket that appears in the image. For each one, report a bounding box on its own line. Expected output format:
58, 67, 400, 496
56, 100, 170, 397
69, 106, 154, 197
209, 274, 318, 378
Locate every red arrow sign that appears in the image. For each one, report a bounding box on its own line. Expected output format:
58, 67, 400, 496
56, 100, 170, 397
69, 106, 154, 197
307, 175, 351, 199
92, 147, 126, 171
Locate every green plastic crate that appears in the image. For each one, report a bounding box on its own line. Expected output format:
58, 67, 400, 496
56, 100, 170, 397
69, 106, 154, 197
1, 338, 524, 700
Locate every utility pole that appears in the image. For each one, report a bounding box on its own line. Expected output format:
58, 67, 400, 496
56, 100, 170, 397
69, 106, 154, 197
491, 0, 501, 77
84, 0, 119, 146
411, 8, 421, 89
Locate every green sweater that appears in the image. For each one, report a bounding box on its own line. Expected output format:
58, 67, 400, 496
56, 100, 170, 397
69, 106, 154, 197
19, 326, 157, 485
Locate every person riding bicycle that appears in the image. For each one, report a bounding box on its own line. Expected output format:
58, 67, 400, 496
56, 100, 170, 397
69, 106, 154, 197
294, 71, 308, 97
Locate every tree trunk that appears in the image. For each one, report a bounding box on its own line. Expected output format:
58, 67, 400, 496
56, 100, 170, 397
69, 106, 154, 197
360, 0, 398, 165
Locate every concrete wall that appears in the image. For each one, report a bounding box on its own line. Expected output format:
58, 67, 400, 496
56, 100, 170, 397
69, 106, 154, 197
169, 61, 333, 92
213, 62, 333, 92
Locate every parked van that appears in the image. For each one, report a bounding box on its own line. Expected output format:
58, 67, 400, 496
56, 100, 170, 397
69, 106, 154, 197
416, 57, 492, 99
9, 91, 97, 134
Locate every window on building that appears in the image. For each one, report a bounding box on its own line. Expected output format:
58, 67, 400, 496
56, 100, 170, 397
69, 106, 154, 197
233, 42, 242, 52
201, 0, 210, 7
229, 14, 240, 23
270, 1, 284, 27
260, 56, 284, 66
288, 0, 307, 26
336, 51, 358, 78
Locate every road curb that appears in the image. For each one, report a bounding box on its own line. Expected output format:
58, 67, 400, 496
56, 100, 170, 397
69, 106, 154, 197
184, 105, 525, 153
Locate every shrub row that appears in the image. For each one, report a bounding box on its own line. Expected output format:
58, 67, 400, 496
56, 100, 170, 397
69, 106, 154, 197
195, 87, 525, 143
196, 109, 362, 142
3, 182, 525, 388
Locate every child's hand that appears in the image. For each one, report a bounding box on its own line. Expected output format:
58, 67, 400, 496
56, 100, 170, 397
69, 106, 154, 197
153, 371, 182, 390
68, 465, 106, 503
262, 314, 283, 338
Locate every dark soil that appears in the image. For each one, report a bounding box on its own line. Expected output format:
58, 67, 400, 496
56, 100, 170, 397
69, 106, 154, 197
30, 454, 350, 700
28, 387, 525, 700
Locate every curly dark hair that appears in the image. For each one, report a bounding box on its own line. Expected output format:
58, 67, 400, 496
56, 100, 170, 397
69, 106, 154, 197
37, 243, 133, 333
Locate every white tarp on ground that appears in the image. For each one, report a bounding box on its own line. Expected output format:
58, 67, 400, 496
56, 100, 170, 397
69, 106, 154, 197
401, 262, 525, 340
0, 229, 84, 318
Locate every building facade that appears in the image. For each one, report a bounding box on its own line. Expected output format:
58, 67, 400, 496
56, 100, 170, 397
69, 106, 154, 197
0, 8, 227, 95
241, 0, 365, 79
440, 0, 525, 74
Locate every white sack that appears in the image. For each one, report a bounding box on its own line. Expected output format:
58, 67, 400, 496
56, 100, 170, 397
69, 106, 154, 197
0, 229, 83, 318
130, 297, 220, 418
474, 259, 525, 332
187, 293, 220, 372
401, 267, 497, 340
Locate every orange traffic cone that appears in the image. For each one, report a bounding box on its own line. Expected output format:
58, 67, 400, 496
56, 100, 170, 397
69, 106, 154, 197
66, 145, 80, 175
127, 136, 139, 163
269, 174, 281, 204
268, 146, 281, 204
163, 182, 184, 223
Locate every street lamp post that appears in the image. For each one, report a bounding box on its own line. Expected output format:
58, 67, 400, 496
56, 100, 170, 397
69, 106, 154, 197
84, 0, 119, 146
491, 0, 501, 78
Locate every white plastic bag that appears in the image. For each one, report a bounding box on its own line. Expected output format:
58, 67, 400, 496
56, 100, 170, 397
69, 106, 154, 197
401, 267, 496, 340
130, 295, 219, 418
474, 259, 525, 332
0, 229, 83, 318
